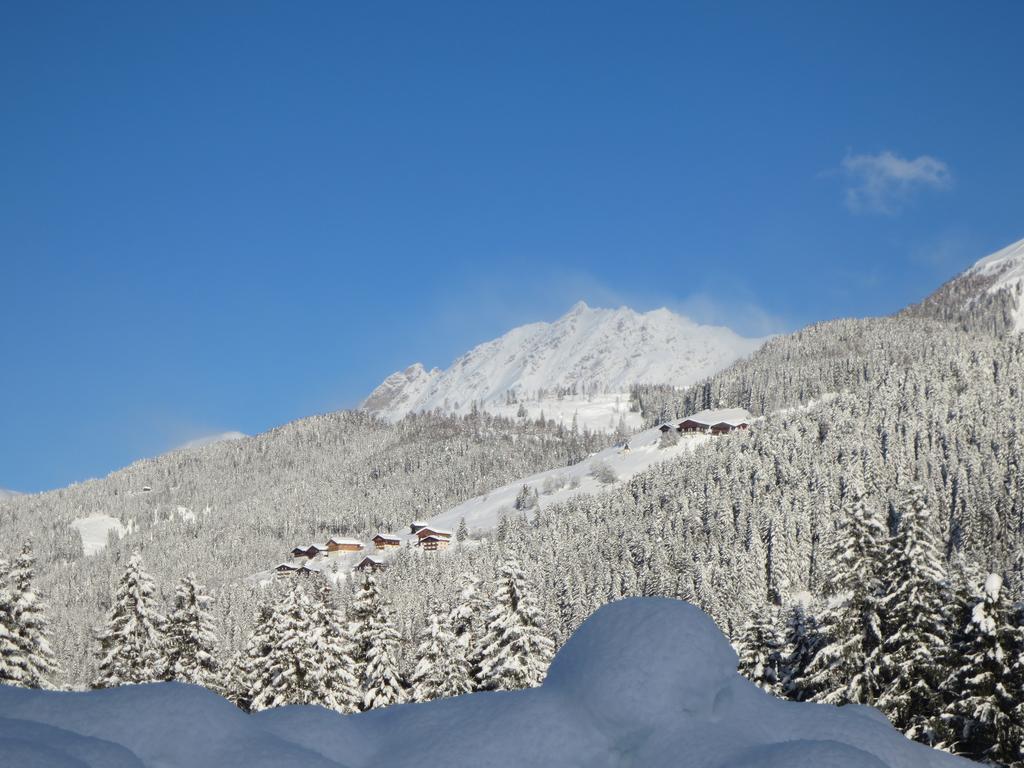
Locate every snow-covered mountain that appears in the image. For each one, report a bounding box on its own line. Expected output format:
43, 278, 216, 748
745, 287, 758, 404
0, 488, 21, 500
905, 235, 1024, 334
362, 302, 767, 422
966, 236, 1024, 332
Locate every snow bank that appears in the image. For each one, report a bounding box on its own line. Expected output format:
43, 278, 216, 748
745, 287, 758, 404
0, 599, 968, 768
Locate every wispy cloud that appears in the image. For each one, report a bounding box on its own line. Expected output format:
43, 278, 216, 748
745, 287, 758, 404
841, 150, 952, 215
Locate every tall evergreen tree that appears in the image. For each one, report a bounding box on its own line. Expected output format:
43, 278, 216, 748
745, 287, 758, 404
249, 583, 322, 711
875, 487, 949, 743
164, 574, 220, 692
475, 557, 554, 691
449, 572, 485, 688
351, 576, 405, 710
410, 610, 471, 702
0, 559, 25, 686
803, 483, 887, 704
735, 609, 784, 695
779, 602, 822, 702
940, 573, 1024, 766
7, 543, 56, 688
227, 602, 278, 712
308, 578, 361, 714
93, 553, 167, 687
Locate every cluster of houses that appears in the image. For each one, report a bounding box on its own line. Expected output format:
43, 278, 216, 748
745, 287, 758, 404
659, 407, 752, 436
275, 521, 455, 578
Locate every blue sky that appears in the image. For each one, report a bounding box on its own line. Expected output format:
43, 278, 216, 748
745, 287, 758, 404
2, 1, 1023, 492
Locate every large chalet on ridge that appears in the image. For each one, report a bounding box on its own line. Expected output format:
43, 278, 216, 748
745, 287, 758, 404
660, 407, 753, 436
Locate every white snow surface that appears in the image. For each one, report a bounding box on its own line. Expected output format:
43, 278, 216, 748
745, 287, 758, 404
70, 514, 128, 556
0, 598, 968, 768
0, 488, 21, 500
362, 301, 766, 422
969, 236, 1024, 332
426, 425, 710, 535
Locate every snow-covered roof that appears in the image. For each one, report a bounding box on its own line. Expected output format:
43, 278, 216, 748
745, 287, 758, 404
417, 527, 453, 537
328, 537, 363, 546
680, 408, 752, 427
373, 533, 401, 541
418, 535, 449, 544
358, 555, 384, 564
276, 562, 300, 570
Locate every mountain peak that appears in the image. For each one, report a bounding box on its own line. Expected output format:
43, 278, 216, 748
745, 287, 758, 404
362, 303, 767, 421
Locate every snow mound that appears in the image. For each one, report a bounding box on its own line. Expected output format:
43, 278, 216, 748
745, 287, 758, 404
0, 599, 968, 768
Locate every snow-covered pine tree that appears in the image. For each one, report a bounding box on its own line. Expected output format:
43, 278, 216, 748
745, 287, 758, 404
940, 573, 1024, 765
227, 602, 278, 712
875, 487, 949, 744
779, 602, 822, 702
410, 609, 471, 702
0, 559, 25, 686
164, 574, 220, 692
249, 582, 322, 711
308, 577, 361, 714
735, 609, 784, 695
93, 553, 167, 687
351, 576, 405, 710
475, 556, 554, 692
802, 481, 887, 705
449, 572, 484, 689
7, 542, 56, 688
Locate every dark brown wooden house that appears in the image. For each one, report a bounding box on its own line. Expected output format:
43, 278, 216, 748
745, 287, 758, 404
373, 533, 402, 551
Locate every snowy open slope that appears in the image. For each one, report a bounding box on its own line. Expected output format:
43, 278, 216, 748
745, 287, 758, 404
0, 599, 968, 768
968, 236, 1024, 331
425, 425, 709, 534
0, 488, 21, 500
362, 301, 766, 422
70, 514, 128, 556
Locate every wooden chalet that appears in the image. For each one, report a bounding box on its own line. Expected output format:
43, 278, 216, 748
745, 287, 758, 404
290, 543, 328, 559
414, 526, 453, 542
275, 561, 322, 577
373, 533, 402, 551
677, 408, 752, 435
417, 534, 450, 551
354, 555, 388, 573
326, 537, 364, 554
410, 521, 430, 535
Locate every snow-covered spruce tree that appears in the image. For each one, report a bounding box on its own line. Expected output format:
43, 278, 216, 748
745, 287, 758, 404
351, 576, 405, 710
475, 556, 554, 692
164, 574, 220, 692
874, 487, 950, 744
93, 553, 167, 687
7, 543, 57, 688
802, 482, 887, 705
940, 573, 1024, 765
308, 577, 361, 714
0, 559, 25, 686
249, 582, 323, 711
735, 609, 784, 695
449, 572, 485, 689
410, 609, 471, 702
779, 602, 822, 702
227, 602, 278, 712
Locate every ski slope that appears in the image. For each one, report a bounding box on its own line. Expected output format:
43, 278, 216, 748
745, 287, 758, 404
425, 425, 709, 534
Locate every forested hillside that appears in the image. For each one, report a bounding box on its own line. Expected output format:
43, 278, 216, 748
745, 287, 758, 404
0, 410, 606, 686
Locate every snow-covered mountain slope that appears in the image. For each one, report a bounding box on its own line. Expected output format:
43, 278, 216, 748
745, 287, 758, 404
0, 599, 967, 768
903, 235, 1024, 334
362, 302, 767, 422
426, 424, 710, 534
967, 236, 1024, 332
0, 488, 21, 500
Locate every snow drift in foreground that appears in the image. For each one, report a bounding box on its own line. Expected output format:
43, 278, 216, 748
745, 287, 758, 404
0, 599, 966, 768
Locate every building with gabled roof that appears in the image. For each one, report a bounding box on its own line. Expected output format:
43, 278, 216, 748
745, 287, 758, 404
354, 555, 388, 573
373, 533, 402, 550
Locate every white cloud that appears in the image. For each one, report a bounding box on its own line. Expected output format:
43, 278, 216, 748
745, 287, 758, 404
841, 150, 952, 215
171, 431, 247, 452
